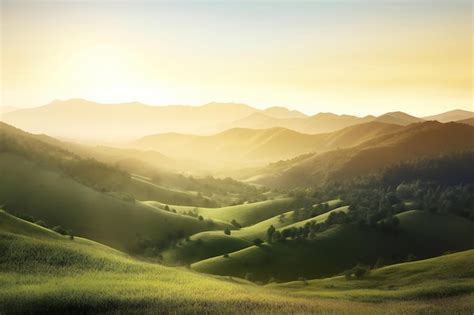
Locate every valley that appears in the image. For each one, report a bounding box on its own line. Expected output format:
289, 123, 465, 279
1, 108, 473, 313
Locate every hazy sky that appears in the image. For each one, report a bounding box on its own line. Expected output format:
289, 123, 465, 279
1, 1, 472, 116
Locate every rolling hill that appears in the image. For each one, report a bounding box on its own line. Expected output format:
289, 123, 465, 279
1, 99, 309, 141
2, 209, 469, 313
373, 111, 424, 125
0, 122, 217, 206
0, 122, 238, 252
253, 121, 474, 187
133, 127, 327, 165
192, 210, 474, 282
0, 153, 230, 253
161, 201, 344, 266
0, 99, 259, 140
226, 112, 376, 134
144, 197, 298, 227
272, 249, 474, 304
0, 210, 319, 314
423, 109, 474, 122
133, 122, 404, 168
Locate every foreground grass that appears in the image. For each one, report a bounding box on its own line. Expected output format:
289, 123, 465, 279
1, 210, 472, 314
272, 250, 474, 302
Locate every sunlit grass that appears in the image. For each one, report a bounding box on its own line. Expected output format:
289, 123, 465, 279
2, 210, 472, 313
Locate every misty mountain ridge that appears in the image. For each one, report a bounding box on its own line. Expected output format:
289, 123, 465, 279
2, 98, 471, 141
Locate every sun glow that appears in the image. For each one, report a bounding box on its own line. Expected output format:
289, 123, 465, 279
1, 1, 472, 115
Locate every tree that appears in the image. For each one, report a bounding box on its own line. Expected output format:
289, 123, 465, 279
224, 228, 231, 235
344, 264, 370, 279
198, 215, 204, 221
164, 205, 170, 211
266, 225, 275, 242
231, 219, 241, 228
253, 238, 263, 246
34, 220, 47, 228
52, 225, 67, 235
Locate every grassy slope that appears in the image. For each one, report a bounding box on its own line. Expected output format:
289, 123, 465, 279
125, 175, 216, 207
254, 121, 474, 187
162, 201, 344, 265
0, 154, 231, 253
145, 197, 296, 226
1, 210, 472, 314
272, 249, 474, 303
192, 210, 474, 282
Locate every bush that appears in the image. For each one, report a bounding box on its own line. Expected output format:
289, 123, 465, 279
231, 219, 241, 228
344, 264, 370, 280
223, 253, 229, 258
224, 228, 231, 235
52, 225, 67, 235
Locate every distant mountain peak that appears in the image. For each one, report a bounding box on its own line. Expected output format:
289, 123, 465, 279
262, 106, 306, 119
374, 111, 424, 126
423, 109, 474, 123
202, 102, 254, 109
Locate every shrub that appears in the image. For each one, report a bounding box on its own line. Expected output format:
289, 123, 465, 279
344, 264, 370, 280
231, 219, 241, 228
224, 228, 231, 235
52, 225, 67, 235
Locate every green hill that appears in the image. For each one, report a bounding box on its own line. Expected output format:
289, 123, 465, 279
254, 121, 474, 187
1, 209, 471, 314
0, 122, 216, 207
192, 210, 474, 282
125, 174, 216, 206
0, 210, 320, 314
272, 249, 474, 303
0, 154, 231, 253
162, 200, 344, 265
145, 197, 297, 227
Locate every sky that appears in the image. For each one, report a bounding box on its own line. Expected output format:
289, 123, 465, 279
1, 0, 472, 116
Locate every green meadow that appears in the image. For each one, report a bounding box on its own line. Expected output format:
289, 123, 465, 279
1, 210, 472, 314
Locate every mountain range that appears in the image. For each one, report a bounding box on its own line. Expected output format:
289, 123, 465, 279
251, 121, 474, 187
1, 99, 472, 141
